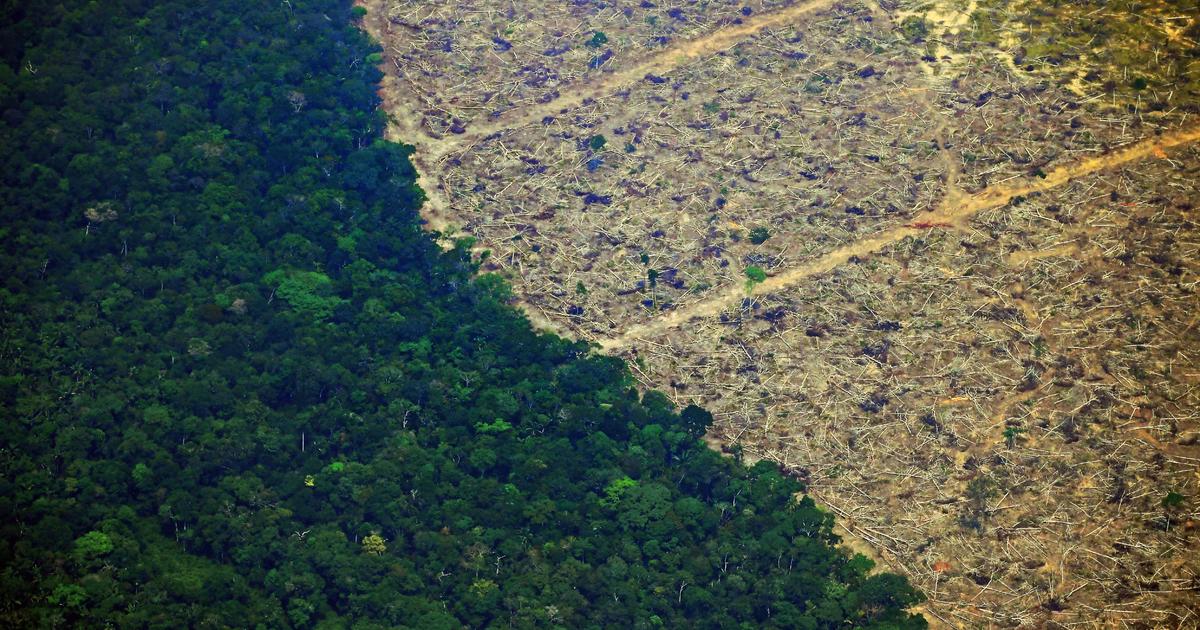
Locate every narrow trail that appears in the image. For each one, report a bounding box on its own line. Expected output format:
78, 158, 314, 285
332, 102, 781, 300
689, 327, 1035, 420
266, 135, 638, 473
435, 0, 840, 158
867, 0, 963, 207
599, 125, 1200, 351
926, 99, 961, 205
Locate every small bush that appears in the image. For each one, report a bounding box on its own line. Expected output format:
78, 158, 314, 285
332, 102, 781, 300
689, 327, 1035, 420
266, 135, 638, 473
587, 31, 608, 48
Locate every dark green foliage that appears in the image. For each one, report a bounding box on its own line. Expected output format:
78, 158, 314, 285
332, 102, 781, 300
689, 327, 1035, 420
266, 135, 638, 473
1162, 492, 1185, 509
1003, 426, 1025, 448
589, 134, 607, 151
749, 226, 771, 245
745, 265, 768, 292
587, 31, 609, 48
680, 405, 714, 439
901, 16, 929, 42
0, 0, 924, 627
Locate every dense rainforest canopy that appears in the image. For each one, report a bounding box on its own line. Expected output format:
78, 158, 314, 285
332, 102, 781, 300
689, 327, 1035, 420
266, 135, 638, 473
0, 0, 925, 627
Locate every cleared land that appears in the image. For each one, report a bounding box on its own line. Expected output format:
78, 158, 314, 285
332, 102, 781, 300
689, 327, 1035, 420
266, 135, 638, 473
618, 151, 1200, 627
364, 0, 1200, 625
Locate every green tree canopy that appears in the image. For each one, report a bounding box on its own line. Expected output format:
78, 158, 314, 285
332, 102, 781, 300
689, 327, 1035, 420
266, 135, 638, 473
0, 0, 925, 627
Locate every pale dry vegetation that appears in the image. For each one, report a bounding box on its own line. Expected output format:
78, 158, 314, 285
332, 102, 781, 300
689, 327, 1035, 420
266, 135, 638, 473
364, 0, 1200, 625
377, 0, 804, 136
616, 152, 1200, 626
440, 1, 952, 336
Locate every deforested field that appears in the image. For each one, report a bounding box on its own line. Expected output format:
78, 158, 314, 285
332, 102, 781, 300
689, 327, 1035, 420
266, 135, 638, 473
363, 0, 1200, 625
